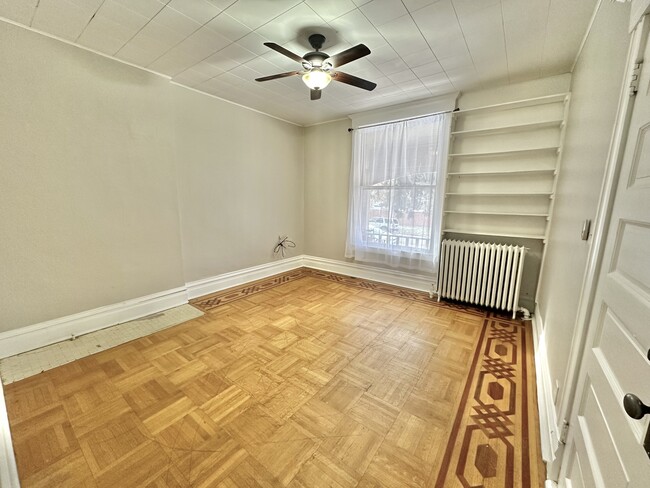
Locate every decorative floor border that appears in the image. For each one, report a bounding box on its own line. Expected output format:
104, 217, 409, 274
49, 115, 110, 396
434, 313, 542, 487
191, 267, 488, 316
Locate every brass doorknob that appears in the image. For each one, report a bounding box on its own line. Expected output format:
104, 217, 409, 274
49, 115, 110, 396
623, 393, 650, 420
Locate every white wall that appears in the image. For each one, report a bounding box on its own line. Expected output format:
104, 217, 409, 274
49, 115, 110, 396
0, 21, 305, 334
536, 0, 630, 414
304, 119, 352, 261
0, 21, 185, 333
173, 86, 304, 282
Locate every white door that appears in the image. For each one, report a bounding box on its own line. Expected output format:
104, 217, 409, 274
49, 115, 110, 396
558, 17, 650, 488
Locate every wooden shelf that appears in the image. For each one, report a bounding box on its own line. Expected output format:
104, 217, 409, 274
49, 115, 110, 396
445, 192, 553, 197
447, 169, 556, 177
451, 120, 563, 137
443, 229, 546, 240
454, 93, 569, 115
444, 210, 549, 217
449, 147, 559, 158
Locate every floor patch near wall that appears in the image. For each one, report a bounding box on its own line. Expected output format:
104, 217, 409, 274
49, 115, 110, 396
0, 304, 203, 384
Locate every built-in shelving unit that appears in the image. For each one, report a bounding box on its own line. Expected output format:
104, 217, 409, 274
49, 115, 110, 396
443, 92, 570, 244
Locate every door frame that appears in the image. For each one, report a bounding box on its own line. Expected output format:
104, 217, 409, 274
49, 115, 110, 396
548, 8, 650, 480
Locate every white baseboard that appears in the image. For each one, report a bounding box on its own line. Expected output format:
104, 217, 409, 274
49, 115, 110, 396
532, 307, 561, 464
0, 380, 21, 487
0, 286, 189, 359
545, 480, 558, 488
302, 255, 435, 294
185, 255, 436, 300
0, 255, 434, 360
185, 256, 304, 300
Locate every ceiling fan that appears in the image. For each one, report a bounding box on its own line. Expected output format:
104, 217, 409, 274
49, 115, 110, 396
255, 34, 377, 100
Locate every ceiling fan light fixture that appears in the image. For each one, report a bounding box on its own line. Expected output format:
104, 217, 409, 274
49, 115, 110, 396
302, 69, 332, 90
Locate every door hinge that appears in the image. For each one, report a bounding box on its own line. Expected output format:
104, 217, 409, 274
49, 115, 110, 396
560, 420, 570, 445
630, 62, 642, 96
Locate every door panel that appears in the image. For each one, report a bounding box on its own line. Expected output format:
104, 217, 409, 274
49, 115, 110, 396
560, 17, 650, 488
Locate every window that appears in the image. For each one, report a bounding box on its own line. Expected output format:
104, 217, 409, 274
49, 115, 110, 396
345, 113, 451, 274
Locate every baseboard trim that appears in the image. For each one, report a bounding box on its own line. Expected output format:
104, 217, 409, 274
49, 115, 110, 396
532, 307, 561, 464
0, 286, 189, 359
185, 256, 305, 300
302, 255, 435, 294
0, 380, 19, 487
545, 480, 558, 488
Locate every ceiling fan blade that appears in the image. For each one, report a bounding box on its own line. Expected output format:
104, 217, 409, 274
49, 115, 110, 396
332, 71, 377, 91
255, 71, 301, 82
264, 42, 305, 64
327, 44, 371, 68
310, 89, 322, 101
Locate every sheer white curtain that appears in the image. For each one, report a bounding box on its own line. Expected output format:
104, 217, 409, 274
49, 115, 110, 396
345, 113, 451, 275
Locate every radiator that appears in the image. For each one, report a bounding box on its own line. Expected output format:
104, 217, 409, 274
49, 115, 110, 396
437, 239, 526, 318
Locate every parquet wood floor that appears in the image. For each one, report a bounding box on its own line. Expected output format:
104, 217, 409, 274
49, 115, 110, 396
4, 271, 544, 487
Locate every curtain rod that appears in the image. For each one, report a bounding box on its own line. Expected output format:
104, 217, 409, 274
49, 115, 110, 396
347, 107, 459, 132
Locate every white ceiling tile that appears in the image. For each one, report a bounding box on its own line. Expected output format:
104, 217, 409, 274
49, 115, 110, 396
184, 25, 232, 54
328, 8, 385, 48
5, 0, 599, 124
401, 48, 438, 69
413, 61, 444, 78
305, 0, 356, 22
237, 31, 271, 55
206, 0, 238, 12
204, 51, 240, 72
402, 0, 438, 12
167, 0, 222, 24
153, 6, 202, 37
32, 0, 103, 41
412, 0, 469, 60
438, 52, 473, 71
262, 49, 298, 71
375, 57, 409, 76
256, 3, 328, 44
377, 14, 430, 60
218, 42, 257, 64
205, 12, 251, 41
451, 0, 501, 18
0, 0, 38, 25
222, 0, 302, 30
111, 0, 167, 19
172, 67, 213, 87
359, 0, 408, 27
193, 59, 226, 77
388, 70, 417, 84
419, 71, 453, 89
76, 1, 151, 55
368, 43, 399, 65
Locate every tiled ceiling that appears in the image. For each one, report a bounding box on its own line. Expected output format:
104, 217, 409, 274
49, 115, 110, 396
0, 0, 598, 126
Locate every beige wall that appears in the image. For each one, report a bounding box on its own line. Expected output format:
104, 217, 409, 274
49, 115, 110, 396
304, 119, 352, 261
0, 21, 305, 333
173, 86, 304, 282
536, 0, 630, 409
0, 22, 185, 332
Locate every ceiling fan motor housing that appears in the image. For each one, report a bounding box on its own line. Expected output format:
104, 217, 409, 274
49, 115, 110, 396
308, 33, 326, 50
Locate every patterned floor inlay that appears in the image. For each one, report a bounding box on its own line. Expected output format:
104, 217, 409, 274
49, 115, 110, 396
3, 273, 543, 487
192, 267, 486, 316
434, 314, 543, 487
